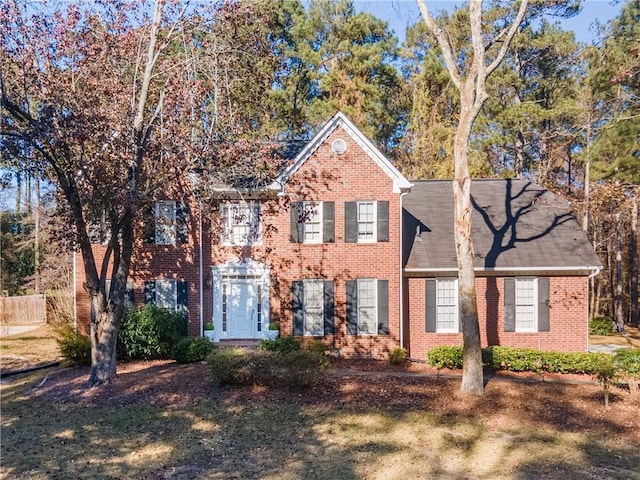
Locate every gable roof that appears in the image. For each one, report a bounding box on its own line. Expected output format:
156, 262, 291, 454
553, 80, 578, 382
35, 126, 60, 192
271, 111, 412, 193
403, 179, 602, 275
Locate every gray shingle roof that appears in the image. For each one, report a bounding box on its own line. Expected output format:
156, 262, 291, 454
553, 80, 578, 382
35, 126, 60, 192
403, 179, 602, 275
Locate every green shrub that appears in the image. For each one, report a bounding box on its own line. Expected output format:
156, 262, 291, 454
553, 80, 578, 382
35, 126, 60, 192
207, 348, 268, 386
388, 347, 408, 365
259, 335, 301, 354
614, 349, 640, 377
304, 339, 331, 356
274, 350, 329, 388
427, 345, 616, 376
427, 346, 463, 370
55, 323, 91, 366
268, 322, 280, 331
172, 337, 214, 364
118, 305, 184, 360
207, 347, 327, 388
204, 321, 214, 331
589, 316, 613, 336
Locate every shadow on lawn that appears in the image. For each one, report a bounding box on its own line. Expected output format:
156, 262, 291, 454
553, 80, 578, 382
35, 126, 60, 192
1, 363, 638, 479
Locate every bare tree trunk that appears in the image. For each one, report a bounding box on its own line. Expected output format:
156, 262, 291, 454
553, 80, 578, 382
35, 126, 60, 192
615, 212, 624, 331
416, 0, 529, 396
15, 171, 21, 214
630, 192, 638, 327
34, 173, 40, 293
583, 119, 591, 232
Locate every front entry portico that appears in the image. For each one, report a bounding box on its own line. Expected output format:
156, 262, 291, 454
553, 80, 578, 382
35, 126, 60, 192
211, 259, 270, 341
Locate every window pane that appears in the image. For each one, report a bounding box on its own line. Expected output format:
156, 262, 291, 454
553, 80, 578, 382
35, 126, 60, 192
357, 202, 375, 241
358, 279, 376, 335
304, 280, 324, 336
436, 279, 458, 332
515, 278, 536, 331
303, 202, 322, 243
222, 203, 262, 245
156, 279, 176, 310
155, 201, 176, 245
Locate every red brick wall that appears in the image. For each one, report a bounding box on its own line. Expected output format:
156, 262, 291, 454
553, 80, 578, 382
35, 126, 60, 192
75, 125, 404, 357
406, 275, 590, 360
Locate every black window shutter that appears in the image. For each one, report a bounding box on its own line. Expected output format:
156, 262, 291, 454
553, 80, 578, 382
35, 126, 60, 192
377, 280, 389, 335
346, 280, 358, 334
323, 201, 335, 243
144, 281, 156, 304
126, 284, 134, 308
292, 281, 304, 335
176, 202, 189, 244
504, 278, 516, 332
345, 202, 357, 243
323, 280, 335, 335
143, 205, 156, 244
538, 277, 550, 332
377, 201, 389, 242
290, 202, 301, 243
176, 281, 188, 335
425, 279, 436, 332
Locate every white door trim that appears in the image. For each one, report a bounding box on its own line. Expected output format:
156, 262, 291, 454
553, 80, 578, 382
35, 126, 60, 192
211, 259, 270, 341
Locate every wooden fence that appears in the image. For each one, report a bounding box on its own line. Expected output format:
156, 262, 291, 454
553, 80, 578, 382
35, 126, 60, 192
0, 294, 47, 325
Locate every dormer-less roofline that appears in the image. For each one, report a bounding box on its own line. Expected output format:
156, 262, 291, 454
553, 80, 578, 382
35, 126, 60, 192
270, 111, 412, 194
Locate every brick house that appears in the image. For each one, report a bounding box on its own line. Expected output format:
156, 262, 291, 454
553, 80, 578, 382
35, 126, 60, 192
74, 112, 601, 359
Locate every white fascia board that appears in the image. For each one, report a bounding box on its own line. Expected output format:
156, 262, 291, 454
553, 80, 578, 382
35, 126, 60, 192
272, 111, 412, 193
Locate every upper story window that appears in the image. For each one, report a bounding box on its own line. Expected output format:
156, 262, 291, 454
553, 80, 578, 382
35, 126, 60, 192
357, 201, 376, 242
290, 201, 335, 244
155, 201, 177, 245
302, 202, 322, 244
221, 203, 262, 246
345, 201, 389, 243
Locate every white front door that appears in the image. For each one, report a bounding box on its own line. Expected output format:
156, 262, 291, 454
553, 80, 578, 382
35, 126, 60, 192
227, 280, 257, 338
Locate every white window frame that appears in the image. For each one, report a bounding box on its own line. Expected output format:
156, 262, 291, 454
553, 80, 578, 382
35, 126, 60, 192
436, 278, 459, 333
357, 278, 377, 335
155, 201, 177, 245
515, 277, 538, 332
302, 201, 323, 244
220, 202, 262, 246
155, 279, 177, 310
357, 201, 377, 243
303, 279, 324, 336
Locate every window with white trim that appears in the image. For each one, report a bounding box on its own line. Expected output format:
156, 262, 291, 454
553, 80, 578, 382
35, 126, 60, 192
302, 202, 322, 244
221, 203, 262, 246
155, 201, 177, 245
515, 278, 537, 332
357, 201, 376, 242
155, 279, 178, 310
303, 279, 324, 336
357, 279, 377, 335
436, 278, 459, 333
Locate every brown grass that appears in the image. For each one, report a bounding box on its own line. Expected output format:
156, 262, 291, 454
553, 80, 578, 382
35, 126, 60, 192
1, 329, 640, 480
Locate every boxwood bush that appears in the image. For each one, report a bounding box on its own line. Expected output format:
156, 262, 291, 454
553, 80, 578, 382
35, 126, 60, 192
614, 349, 640, 377
118, 304, 184, 360
172, 337, 215, 364
427, 345, 615, 376
259, 335, 301, 354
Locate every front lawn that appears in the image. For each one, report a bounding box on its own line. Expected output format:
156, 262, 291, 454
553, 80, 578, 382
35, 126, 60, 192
1, 360, 639, 480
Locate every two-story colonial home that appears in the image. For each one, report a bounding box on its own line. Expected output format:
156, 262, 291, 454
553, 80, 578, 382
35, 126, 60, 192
74, 112, 602, 360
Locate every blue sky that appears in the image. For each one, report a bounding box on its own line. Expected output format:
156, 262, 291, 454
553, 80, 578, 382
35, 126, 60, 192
354, 0, 621, 44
